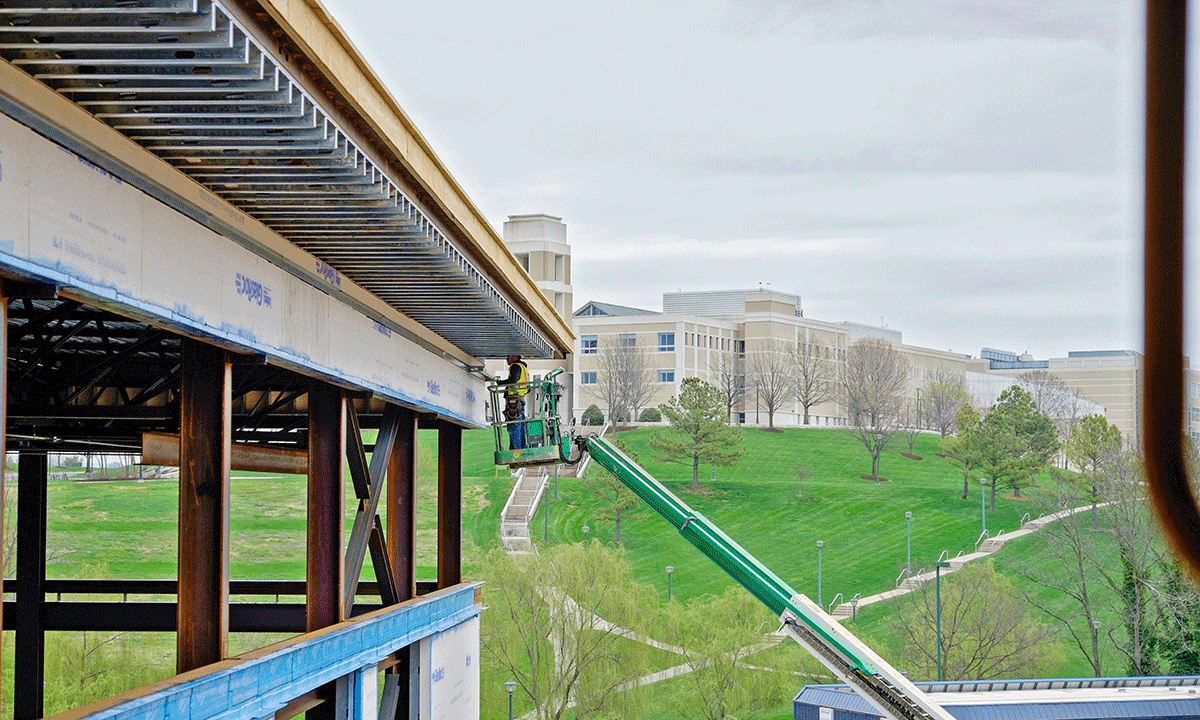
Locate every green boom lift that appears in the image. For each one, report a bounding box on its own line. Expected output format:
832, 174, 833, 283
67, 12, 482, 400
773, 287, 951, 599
487, 370, 954, 720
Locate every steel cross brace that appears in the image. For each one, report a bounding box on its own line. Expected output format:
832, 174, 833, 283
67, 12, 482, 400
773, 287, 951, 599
343, 403, 401, 611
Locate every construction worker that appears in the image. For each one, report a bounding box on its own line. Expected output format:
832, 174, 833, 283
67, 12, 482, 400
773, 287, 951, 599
499, 354, 530, 449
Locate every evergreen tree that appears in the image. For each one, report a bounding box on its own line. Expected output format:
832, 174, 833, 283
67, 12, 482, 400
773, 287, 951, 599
650, 378, 744, 489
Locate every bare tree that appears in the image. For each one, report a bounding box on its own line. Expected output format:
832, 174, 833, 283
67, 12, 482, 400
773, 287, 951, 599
748, 339, 794, 429
792, 335, 836, 425
923, 369, 971, 438
591, 339, 654, 426
1011, 484, 1108, 677
843, 338, 908, 482
891, 561, 1060, 681
708, 352, 744, 424
1019, 369, 1085, 443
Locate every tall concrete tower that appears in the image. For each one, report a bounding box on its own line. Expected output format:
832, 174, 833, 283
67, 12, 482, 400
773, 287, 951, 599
499, 214, 575, 414
502, 214, 572, 321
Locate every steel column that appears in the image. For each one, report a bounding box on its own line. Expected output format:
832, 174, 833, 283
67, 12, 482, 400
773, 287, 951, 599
14, 452, 47, 720
307, 380, 345, 630
437, 421, 462, 589
176, 338, 231, 673
308, 380, 345, 720
0, 291, 8, 676
386, 407, 419, 720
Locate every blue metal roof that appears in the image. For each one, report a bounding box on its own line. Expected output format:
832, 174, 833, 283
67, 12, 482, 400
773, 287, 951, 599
794, 677, 1200, 720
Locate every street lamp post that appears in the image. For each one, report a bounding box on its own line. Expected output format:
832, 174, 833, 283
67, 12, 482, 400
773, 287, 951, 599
1091, 619, 1102, 677
905, 511, 913, 574
980, 477, 988, 536
543, 482, 549, 543
504, 680, 517, 720
816, 540, 824, 607
553, 463, 559, 500
666, 565, 675, 601
935, 561, 950, 681
582, 524, 589, 541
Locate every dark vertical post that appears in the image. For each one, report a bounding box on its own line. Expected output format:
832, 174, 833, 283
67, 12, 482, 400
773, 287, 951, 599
1142, 0, 1200, 577
388, 407, 418, 601
387, 407, 418, 720
14, 452, 47, 720
437, 421, 462, 589
307, 380, 344, 720
177, 338, 230, 673
0, 292, 8, 675
307, 380, 344, 630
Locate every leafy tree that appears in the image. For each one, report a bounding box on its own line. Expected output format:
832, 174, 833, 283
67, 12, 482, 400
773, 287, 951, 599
650, 378, 744, 489
748, 339, 794, 429
639, 407, 662, 422
481, 543, 653, 720
941, 403, 981, 500
890, 561, 1062, 681
663, 586, 803, 720
584, 437, 642, 542
923, 371, 971, 438
581, 404, 604, 426
792, 336, 836, 425
1067, 413, 1122, 528
843, 338, 908, 483
975, 386, 1058, 509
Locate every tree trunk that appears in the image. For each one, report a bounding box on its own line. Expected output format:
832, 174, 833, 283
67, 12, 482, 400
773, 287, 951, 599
872, 452, 880, 483
989, 478, 996, 512
615, 510, 622, 543
803, 408, 810, 425
961, 472, 969, 500
692, 454, 700, 489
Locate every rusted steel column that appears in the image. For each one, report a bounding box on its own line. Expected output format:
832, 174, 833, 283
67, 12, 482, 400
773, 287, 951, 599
177, 338, 231, 673
437, 421, 462, 589
385, 407, 419, 720
1142, 0, 1200, 579
388, 407, 418, 602
307, 380, 344, 631
14, 452, 47, 720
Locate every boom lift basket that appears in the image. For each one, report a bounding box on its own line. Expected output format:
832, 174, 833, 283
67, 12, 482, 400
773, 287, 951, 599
487, 367, 572, 467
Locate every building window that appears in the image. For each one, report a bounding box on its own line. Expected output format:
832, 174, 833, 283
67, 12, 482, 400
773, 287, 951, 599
619, 333, 636, 347
581, 371, 597, 384
1191, 406, 1200, 424
659, 332, 675, 352
581, 335, 597, 354
1192, 381, 1200, 398
736, 340, 745, 358
738, 412, 746, 424
516, 253, 529, 272
658, 369, 675, 383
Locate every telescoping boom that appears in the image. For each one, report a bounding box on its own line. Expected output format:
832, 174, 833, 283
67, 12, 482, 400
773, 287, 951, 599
579, 435, 956, 720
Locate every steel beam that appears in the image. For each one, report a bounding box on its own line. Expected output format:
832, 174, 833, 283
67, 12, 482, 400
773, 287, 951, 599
14, 452, 47, 720
177, 338, 231, 673
437, 421, 462, 589
143, 431, 308, 474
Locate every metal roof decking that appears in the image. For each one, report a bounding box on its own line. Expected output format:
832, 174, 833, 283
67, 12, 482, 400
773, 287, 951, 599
0, 0, 554, 360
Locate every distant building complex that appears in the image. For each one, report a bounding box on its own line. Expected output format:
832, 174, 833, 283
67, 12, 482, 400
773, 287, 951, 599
501, 215, 1198, 447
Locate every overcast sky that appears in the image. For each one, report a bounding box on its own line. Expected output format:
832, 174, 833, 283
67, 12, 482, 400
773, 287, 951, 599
318, 0, 1164, 361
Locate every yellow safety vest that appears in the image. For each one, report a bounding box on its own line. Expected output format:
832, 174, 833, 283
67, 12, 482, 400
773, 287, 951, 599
505, 361, 529, 397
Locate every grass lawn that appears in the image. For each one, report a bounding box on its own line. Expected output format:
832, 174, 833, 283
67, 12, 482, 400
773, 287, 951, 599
11, 422, 1159, 719
533, 426, 1047, 607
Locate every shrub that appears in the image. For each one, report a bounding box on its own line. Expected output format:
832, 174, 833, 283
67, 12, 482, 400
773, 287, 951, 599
581, 405, 605, 426
639, 407, 662, 422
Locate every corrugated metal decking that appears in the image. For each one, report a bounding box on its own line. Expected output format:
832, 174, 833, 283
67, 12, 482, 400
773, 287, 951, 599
0, 0, 552, 360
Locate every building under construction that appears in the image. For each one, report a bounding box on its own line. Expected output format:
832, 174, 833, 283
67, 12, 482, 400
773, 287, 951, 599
0, 1, 573, 718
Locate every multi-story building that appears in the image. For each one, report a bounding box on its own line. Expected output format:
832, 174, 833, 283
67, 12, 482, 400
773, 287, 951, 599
498, 216, 1190, 447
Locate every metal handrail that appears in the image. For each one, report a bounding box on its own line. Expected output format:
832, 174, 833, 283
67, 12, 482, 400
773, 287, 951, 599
895, 567, 912, 587
827, 593, 843, 613
937, 550, 949, 563
974, 530, 990, 550
1021, 512, 1031, 526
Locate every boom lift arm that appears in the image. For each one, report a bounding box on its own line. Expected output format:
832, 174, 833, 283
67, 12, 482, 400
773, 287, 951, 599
577, 435, 955, 720
485, 371, 952, 719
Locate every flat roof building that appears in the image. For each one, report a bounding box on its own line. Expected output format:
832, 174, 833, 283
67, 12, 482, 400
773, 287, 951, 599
794, 676, 1200, 720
